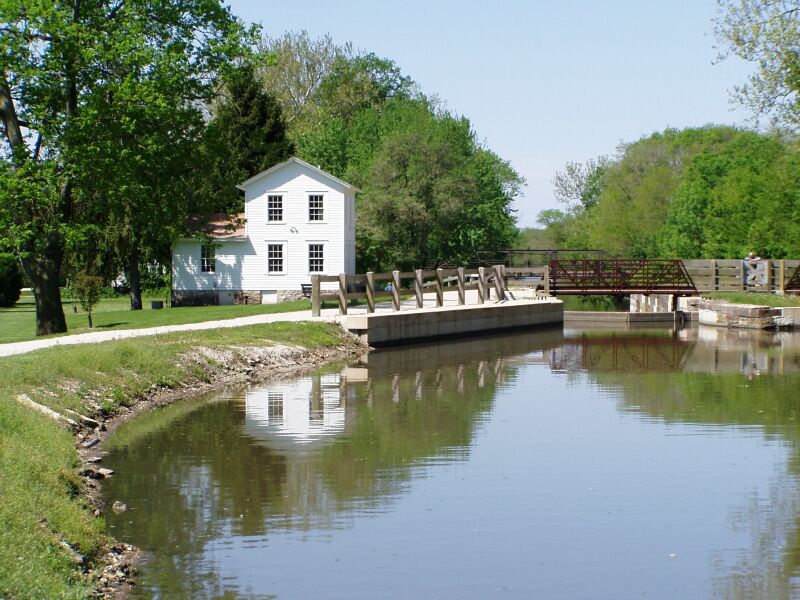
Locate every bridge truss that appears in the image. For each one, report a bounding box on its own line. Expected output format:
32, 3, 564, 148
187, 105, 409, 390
548, 259, 697, 296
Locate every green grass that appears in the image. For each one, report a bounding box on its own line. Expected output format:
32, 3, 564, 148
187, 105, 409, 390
708, 292, 800, 307
0, 321, 348, 599
0, 292, 312, 344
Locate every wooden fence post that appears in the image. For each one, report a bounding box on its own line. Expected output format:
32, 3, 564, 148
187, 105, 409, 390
780, 260, 786, 294
457, 267, 466, 305
391, 270, 401, 311
711, 259, 717, 292
477, 267, 486, 303
543, 265, 550, 296
311, 275, 321, 317
493, 265, 505, 300
765, 259, 772, 292
435, 268, 444, 307
366, 272, 375, 313
338, 274, 347, 315
415, 269, 424, 308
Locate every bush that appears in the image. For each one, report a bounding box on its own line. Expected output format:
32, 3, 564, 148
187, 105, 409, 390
0, 253, 23, 307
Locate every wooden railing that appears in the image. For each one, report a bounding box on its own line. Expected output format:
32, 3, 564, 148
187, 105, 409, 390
682, 259, 800, 293
311, 265, 550, 316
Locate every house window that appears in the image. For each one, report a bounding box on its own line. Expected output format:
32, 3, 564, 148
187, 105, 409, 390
268, 195, 283, 222
309, 194, 324, 221
309, 244, 324, 272
201, 245, 215, 273
268, 243, 284, 273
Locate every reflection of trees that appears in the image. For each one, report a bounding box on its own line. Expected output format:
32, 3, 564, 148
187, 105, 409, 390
571, 331, 800, 599
103, 328, 564, 597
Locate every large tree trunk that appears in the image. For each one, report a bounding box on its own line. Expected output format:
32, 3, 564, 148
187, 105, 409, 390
19, 235, 67, 336
129, 252, 142, 310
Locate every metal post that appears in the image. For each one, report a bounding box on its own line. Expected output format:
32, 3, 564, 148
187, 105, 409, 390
415, 269, 424, 308
435, 268, 444, 307
366, 272, 375, 313
311, 275, 321, 317
338, 273, 347, 315
391, 270, 401, 311
477, 267, 486, 304
457, 267, 466, 305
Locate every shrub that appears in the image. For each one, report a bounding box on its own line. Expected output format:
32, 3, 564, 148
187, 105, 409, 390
0, 253, 23, 307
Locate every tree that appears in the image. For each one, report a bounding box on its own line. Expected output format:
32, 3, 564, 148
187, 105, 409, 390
257, 31, 350, 136
0, 0, 248, 333
552, 157, 608, 211
357, 115, 519, 271
69, 272, 103, 328
716, 0, 800, 129
201, 63, 294, 214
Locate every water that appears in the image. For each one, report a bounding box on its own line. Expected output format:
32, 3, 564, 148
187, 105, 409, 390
103, 325, 800, 599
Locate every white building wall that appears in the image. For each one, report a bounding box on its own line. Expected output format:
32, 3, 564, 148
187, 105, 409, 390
242, 161, 350, 293
172, 159, 356, 299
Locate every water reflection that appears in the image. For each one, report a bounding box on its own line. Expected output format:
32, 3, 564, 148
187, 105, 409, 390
103, 325, 800, 599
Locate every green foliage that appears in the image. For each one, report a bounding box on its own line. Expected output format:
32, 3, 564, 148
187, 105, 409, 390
201, 63, 294, 213
260, 32, 520, 270
716, 0, 800, 130
0, 0, 251, 335
0, 253, 23, 307
539, 125, 800, 259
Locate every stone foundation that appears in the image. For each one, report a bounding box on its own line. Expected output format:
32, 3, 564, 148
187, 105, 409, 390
234, 290, 262, 305
278, 290, 306, 302
172, 289, 303, 307
171, 290, 217, 307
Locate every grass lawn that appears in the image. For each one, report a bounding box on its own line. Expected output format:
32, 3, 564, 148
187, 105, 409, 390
708, 291, 800, 307
0, 292, 313, 344
0, 321, 348, 599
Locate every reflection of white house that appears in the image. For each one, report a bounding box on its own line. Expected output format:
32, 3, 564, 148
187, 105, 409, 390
171, 157, 359, 306
244, 374, 348, 450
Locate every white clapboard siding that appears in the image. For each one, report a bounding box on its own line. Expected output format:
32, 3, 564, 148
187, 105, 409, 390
172, 158, 357, 295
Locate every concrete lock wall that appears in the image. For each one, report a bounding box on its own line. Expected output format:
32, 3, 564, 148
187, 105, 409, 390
344, 299, 564, 346
629, 294, 675, 313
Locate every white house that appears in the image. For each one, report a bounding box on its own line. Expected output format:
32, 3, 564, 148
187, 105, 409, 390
172, 157, 359, 306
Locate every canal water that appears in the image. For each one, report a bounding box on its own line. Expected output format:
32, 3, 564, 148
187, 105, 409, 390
104, 325, 800, 599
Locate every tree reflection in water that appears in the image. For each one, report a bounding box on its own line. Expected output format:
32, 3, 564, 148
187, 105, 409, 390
103, 325, 800, 599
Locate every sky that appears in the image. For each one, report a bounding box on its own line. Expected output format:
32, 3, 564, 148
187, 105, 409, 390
225, 0, 755, 228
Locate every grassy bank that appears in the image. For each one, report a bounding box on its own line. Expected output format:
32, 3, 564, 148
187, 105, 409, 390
708, 291, 800, 307
0, 321, 352, 599
0, 292, 312, 344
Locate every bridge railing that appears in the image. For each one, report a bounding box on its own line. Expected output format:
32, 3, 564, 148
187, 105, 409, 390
549, 259, 697, 295
311, 265, 550, 316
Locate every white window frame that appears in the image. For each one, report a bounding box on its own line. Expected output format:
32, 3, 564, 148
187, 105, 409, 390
266, 242, 286, 274
308, 242, 325, 274
308, 193, 324, 222
200, 244, 215, 273
267, 194, 284, 223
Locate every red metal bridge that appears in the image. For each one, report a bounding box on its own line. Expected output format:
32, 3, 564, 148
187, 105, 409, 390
547, 258, 697, 296
475, 250, 698, 296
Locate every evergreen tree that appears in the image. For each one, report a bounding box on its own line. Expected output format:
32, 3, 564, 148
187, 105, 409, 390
202, 64, 294, 213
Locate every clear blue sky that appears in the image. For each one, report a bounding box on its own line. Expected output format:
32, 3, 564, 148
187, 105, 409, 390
226, 0, 754, 228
